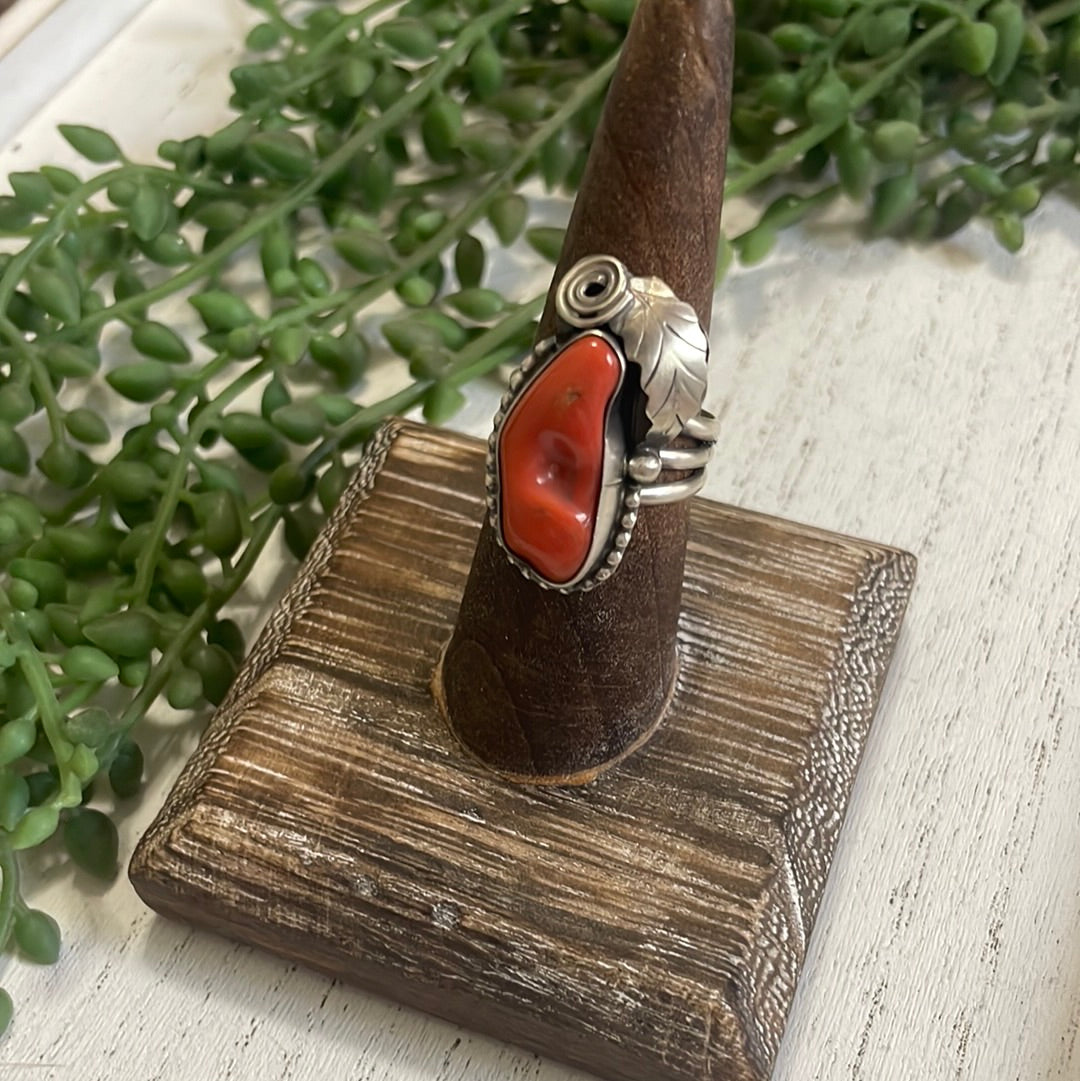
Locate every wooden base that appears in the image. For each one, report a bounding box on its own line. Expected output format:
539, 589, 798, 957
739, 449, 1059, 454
130, 421, 915, 1081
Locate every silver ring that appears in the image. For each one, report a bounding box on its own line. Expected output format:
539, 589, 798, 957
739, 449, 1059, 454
486, 255, 716, 592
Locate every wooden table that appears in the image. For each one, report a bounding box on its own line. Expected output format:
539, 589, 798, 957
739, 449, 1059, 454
1, 3, 1077, 1079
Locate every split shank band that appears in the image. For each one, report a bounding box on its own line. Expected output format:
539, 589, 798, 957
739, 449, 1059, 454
487, 254, 717, 593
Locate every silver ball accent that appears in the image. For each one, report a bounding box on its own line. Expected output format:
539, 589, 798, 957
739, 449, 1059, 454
628, 448, 663, 483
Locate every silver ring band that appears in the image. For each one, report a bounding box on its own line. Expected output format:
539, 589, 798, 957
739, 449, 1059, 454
638, 471, 708, 506
658, 442, 713, 472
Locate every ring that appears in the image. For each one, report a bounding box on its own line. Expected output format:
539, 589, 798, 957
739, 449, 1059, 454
486, 254, 716, 593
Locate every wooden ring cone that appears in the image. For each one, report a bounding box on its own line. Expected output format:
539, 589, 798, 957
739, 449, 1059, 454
434, 0, 735, 784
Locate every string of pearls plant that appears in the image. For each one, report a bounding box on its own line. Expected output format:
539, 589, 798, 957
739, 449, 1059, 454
0, 0, 1077, 1032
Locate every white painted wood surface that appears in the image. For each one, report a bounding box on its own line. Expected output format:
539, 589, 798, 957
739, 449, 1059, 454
1, 2, 1078, 1079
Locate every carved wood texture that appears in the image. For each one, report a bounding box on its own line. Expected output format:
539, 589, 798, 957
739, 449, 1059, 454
130, 421, 915, 1081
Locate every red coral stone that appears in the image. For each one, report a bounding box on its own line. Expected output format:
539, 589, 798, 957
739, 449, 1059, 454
498, 334, 623, 584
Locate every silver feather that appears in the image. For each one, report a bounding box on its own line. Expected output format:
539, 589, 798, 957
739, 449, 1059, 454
610, 277, 709, 438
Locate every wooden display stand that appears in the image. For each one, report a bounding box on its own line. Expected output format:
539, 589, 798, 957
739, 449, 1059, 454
131, 1, 915, 1078
130, 420, 914, 1081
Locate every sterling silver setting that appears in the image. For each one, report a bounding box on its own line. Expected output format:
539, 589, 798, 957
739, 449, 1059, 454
487, 254, 717, 593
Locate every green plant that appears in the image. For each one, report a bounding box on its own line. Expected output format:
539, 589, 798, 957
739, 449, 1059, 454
726, 0, 1080, 259
0, 0, 1077, 1033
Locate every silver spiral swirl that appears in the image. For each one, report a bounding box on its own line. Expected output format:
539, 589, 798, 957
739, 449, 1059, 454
554, 254, 633, 328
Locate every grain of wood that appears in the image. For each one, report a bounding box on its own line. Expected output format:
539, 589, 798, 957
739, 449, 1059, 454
130, 421, 912, 1081
0, 3, 1077, 1080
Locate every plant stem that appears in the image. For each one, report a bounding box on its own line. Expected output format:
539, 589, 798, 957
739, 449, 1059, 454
131, 356, 275, 602
0, 595, 73, 776
118, 505, 282, 732
0, 318, 67, 445
68, 0, 527, 337
1035, 0, 1080, 27
726, 16, 959, 199
302, 295, 544, 475
0, 841, 18, 952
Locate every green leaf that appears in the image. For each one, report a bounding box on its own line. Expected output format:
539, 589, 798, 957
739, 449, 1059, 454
83, 611, 157, 659
205, 117, 253, 165
129, 183, 170, 241
63, 708, 112, 749
166, 667, 203, 710
490, 86, 549, 123
40, 166, 80, 194
525, 226, 565, 263
950, 22, 998, 76
806, 70, 851, 126
335, 56, 375, 98
9, 172, 52, 213
36, 442, 83, 488
46, 342, 99, 378
871, 120, 921, 164
0, 197, 32, 232
108, 739, 143, 797
382, 317, 443, 360
106, 361, 174, 403
10, 805, 59, 849
140, 231, 192, 266
771, 22, 824, 54
270, 402, 325, 444
446, 288, 505, 322
581, 0, 636, 24
869, 172, 918, 234
187, 644, 236, 705
60, 645, 120, 683
489, 194, 527, 246
64, 408, 110, 445
460, 121, 515, 169
454, 234, 485, 289
1003, 181, 1040, 215
101, 460, 158, 501
396, 274, 437, 308
422, 98, 464, 163
468, 37, 503, 99
221, 411, 275, 450
13, 909, 61, 965
189, 290, 256, 332
0, 719, 36, 765
0, 421, 30, 476
0, 384, 34, 425
58, 124, 122, 163
986, 1, 1025, 85
63, 808, 119, 879
316, 460, 349, 513
861, 8, 911, 57
736, 224, 778, 265
376, 17, 439, 60
246, 130, 314, 179
0, 771, 30, 832
131, 321, 191, 363
195, 490, 243, 557
423, 382, 466, 425
26, 266, 80, 324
